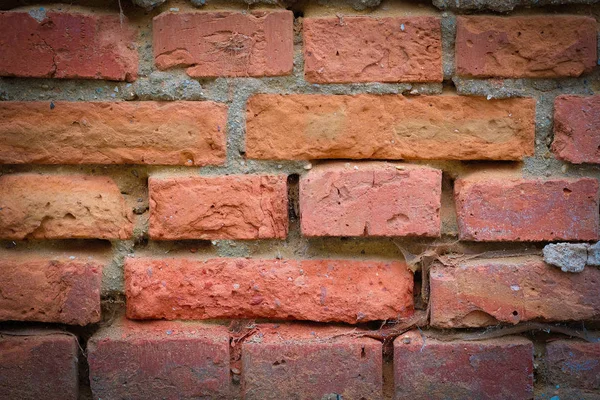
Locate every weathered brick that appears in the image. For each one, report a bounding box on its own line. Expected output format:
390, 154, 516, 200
430, 256, 600, 328
88, 317, 230, 400
0, 11, 137, 81
126, 257, 413, 324
0, 174, 133, 240
455, 176, 599, 241
0, 253, 102, 325
304, 16, 442, 83
242, 324, 382, 400
545, 340, 600, 390
553, 95, 600, 164
0, 102, 227, 166
153, 11, 293, 77
394, 330, 533, 400
300, 162, 441, 237
246, 94, 535, 160
149, 175, 288, 240
0, 330, 78, 400
456, 16, 597, 78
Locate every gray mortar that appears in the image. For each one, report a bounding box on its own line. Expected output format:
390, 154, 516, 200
441, 12, 456, 80
433, 0, 599, 12
185, 0, 383, 10
588, 241, 600, 266
132, 0, 167, 9
543, 242, 589, 272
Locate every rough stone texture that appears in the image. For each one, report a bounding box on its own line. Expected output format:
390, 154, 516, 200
545, 340, 600, 391
132, 0, 166, 9
456, 16, 597, 78
149, 175, 288, 240
0, 174, 133, 240
300, 162, 442, 237
246, 94, 535, 160
0, 331, 78, 400
543, 243, 589, 273
88, 317, 230, 400
394, 331, 534, 400
242, 324, 382, 400
125, 257, 414, 324
153, 11, 293, 77
0, 11, 138, 81
434, 0, 600, 12
430, 256, 600, 328
455, 176, 599, 241
588, 242, 600, 266
0, 101, 227, 166
553, 95, 600, 164
0, 254, 102, 325
304, 16, 442, 83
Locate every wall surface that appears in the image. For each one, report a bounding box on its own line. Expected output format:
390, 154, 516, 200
0, 0, 599, 399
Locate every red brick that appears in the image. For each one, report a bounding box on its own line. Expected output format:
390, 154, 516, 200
456, 16, 597, 78
149, 175, 288, 240
455, 175, 599, 241
88, 317, 230, 400
0, 102, 227, 166
430, 256, 600, 328
300, 162, 441, 237
125, 257, 414, 324
246, 94, 535, 160
0, 330, 78, 400
0, 174, 133, 240
545, 340, 600, 390
304, 16, 442, 83
242, 324, 382, 400
394, 330, 533, 400
0, 253, 102, 325
553, 95, 600, 164
153, 11, 293, 77
0, 11, 137, 81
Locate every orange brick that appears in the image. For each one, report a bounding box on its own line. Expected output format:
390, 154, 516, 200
0, 102, 227, 166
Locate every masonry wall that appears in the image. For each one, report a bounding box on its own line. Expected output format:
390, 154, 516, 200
0, 0, 599, 399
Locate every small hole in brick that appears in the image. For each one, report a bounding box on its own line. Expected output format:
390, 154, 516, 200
512, 311, 518, 316
361, 346, 366, 358
563, 188, 572, 195
273, 359, 286, 366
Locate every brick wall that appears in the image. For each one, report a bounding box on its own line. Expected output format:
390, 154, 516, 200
0, 0, 599, 399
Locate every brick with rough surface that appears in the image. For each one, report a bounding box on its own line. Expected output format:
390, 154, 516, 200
0, 331, 78, 400
242, 324, 382, 400
125, 257, 414, 324
455, 176, 599, 241
0, 254, 102, 325
545, 340, 600, 390
0, 11, 137, 81
0, 174, 133, 240
394, 330, 533, 400
0, 102, 227, 166
153, 11, 293, 77
456, 16, 597, 78
552, 95, 600, 164
304, 16, 442, 83
149, 175, 288, 240
430, 256, 600, 328
246, 94, 535, 160
88, 317, 230, 400
300, 162, 441, 237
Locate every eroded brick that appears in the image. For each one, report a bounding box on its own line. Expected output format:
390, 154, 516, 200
300, 162, 441, 237
125, 257, 414, 324
0, 102, 227, 166
545, 340, 600, 390
304, 16, 442, 83
153, 11, 293, 77
0, 11, 138, 81
0, 174, 133, 240
246, 94, 535, 160
456, 16, 597, 78
430, 257, 600, 328
553, 95, 600, 164
149, 175, 288, 240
